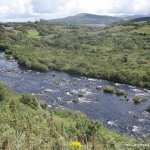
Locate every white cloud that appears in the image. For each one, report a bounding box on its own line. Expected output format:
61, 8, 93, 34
0, 0, 150, 22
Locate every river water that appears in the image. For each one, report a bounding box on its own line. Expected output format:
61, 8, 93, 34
0, 52, 150, 138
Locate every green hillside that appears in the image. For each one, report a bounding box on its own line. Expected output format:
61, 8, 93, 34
129, 17, 150, 22
0, 81, 149, 150
49, 13, 124, 25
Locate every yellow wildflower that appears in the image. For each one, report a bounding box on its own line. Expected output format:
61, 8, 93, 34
70, 141, 83, 149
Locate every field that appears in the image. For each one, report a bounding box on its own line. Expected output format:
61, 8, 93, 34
27, 29, 40, 38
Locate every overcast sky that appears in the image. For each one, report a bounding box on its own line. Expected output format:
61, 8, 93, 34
0, 0, 150, 22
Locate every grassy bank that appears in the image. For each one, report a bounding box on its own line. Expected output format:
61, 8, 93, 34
0, 81, 149, 150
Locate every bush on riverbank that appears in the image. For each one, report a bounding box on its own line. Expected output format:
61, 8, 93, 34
0, 81, 149, 150
0, 81, 11, 101
103, 86, 126, 96
20, 93, 39, 109
133, 96, 148, 104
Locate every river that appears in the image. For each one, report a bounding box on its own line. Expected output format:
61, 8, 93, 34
0, 52, 150, 138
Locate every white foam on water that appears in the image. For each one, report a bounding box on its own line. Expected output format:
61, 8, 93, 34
73, 78, 81, 81
108, 120, 117, 126
131, 89, 143, 93
48, 105, 52, 108
80, 88, 93, 96
78, 97, 92, 104
138, 118, 145, 122
136, 93, 147, 96
129, 85, 135, 88
128, 111, 134, 115
67, 101, 73, 104
56, 97, 62, 101
71, 89, 78, 94
115, 83, 121, 86
132, 126, 142, 133
142, 111, 150, 117
88, 78, 98, 81
43, 88, 57, 93
70, 88, 93, 96
66, 92, 72, 96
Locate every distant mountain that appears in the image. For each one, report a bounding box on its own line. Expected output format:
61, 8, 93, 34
49, 13, 124, 25
129, 17, 150, 22
122, 14, 150, 21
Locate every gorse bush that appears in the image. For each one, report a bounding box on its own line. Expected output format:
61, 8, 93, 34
103, 86, 116, 94
0, 81, 11, 101
20, 93, 38, 109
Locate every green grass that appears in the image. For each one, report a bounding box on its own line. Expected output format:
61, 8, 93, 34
133, 96, 148, 104
133, 96, 142, 104
27, 29, 40, 38
133, 25, 150, 34
102, 86, 126, 96
0, 81, 149, 150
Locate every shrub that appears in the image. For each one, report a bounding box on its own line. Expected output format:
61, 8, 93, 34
133, 96, 147, 104
103, 86, 116, 94
133, 96, 141, 104
30, 61, 48, 72
103, 86, 126, 96
116, 90, 126, 96
39, 100, 47, 109
0, 44, 9, 51
20, 93, 38, 109
0, 82, 10, 101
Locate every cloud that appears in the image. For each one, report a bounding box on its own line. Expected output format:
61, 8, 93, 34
0, 0, 150, 22
31, 0, 68, 13
0, 0, 33, 22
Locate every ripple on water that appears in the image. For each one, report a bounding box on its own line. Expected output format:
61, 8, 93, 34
107, 120, 117, 127
78, 97, 93, 104
132, 126, 143, 133
138, 118, 145, 122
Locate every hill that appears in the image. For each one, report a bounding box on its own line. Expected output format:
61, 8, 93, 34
129, 17, 150, 22
49, 13, 124, 25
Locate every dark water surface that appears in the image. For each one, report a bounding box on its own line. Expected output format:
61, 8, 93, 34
0, 52, 150, 138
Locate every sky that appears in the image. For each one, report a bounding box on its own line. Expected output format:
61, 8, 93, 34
0, 0, 150, 22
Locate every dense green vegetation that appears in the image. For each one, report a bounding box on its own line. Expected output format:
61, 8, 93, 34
0, 81, 149, 150
27, 29, 40, 39
102, 86, 126, 96
0, 20, 150, 89
133, 96, 148, 104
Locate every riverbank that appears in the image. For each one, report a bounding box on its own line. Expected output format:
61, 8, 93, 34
0, 81, 149, 150
2, 48, 149, 90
